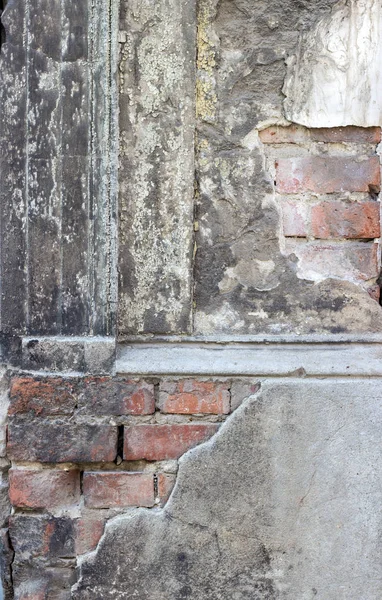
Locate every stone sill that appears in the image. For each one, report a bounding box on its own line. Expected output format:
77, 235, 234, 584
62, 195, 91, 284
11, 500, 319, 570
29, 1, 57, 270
3, 335, 382, 377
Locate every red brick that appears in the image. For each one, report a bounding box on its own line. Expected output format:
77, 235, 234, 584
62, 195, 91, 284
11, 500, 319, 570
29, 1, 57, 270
124, 424, 219, 461
80, 377, 155, 416
276, 156, 380, 194
75, 511, 106, 554
313, 127, 381, 144
157, 473, 176, 506
311, 201, 380, 239
159, 380, 230, 414
281, 200, 308, 237
259, 124, 309, 144
260, 125, 381, 144
9, 377, 78, 416
285, 240, 379, 282
9, 468, 80, 509
83, 472, 155, 509
7, 418, 118, 463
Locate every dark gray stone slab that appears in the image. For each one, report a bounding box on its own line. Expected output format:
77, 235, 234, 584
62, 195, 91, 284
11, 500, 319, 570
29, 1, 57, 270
0, 0, 117, 336
74, 379, 382, 599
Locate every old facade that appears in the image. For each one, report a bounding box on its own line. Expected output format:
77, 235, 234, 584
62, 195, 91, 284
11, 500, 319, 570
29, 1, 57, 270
0, 0, 382, 597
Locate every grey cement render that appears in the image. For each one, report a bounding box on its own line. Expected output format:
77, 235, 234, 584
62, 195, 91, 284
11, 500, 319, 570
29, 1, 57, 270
73, 378, 382, 599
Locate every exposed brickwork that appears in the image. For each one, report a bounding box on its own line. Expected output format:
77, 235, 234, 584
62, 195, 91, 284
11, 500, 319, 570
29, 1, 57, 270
9, 376, 155, 417
9, 514, 76, 561
311, 201, 380, 239
9, 468, 80, 509
260, 125, 381, 144
80, 377, 155, 416
282, 200, 380, 239
9, 377, 78, 416
285, 240, 379, 282
157, 473, 176, 506
262, 126, 382, 293
124, 424, 219, 460
83, 472, 155, 509
276, 156, 380, 194
7, 419, 118, 463
75, 511, 106, 555
159, 380, 230, 414
5, 373, 228, 595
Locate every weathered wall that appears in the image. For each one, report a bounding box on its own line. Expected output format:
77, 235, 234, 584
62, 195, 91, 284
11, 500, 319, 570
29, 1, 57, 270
118, 0, 196, 335
117, 0, 382, 337
0, 0, 118, 337
1, 0, 382, 598
192, 0, 382, 335
74, 379, 382, 599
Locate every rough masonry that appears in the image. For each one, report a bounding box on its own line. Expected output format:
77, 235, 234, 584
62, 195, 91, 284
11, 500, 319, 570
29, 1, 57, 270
0, 0, 382, 598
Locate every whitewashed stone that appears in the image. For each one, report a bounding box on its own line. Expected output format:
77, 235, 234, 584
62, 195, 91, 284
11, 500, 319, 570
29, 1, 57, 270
284, 0, 382, 127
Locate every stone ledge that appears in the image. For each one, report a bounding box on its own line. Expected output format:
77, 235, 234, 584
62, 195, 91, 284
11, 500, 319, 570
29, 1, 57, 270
117, 341, 382, 377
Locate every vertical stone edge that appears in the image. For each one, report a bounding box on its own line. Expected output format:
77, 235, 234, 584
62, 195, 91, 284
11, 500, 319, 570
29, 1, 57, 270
90, 0, 119, 337
118, 0, 196, 336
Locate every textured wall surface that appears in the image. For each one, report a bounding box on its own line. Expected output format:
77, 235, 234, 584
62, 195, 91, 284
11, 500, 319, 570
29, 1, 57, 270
192, 0, 382, 335
117, 0, 382, 337
1, 0, 382, 597
118, 0, 196, 335
284, 0, 382, 127
0, 0, 118, 337
74, 379, 382, 599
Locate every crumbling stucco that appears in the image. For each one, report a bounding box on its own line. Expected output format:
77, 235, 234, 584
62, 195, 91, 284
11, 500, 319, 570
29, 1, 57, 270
193, 0, 382, 334
73, 379, 382, 599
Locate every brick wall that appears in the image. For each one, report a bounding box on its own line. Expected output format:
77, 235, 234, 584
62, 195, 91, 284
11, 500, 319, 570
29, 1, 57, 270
260, 125, 381, 300
5, 375, 255, 597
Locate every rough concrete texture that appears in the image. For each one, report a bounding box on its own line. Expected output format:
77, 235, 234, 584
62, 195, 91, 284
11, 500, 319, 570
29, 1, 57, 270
73, 379, 382, 599
118, 0, 196, 335
284, 0, 382, 127
193, 0, 382, 334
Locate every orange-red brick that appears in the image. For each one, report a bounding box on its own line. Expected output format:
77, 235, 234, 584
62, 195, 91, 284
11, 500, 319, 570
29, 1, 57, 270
159, 380, 230, 414
282, 200, 380, 239
311, 201, 380, 239
9, 468, 80, 509
80, 377, 155, 416
157, 473, 176, 506
9, 377, 77, 416
276, 156, 380, 194
75, 511, 106, 555
124, 424, 219, 461
83, 472, 154, 508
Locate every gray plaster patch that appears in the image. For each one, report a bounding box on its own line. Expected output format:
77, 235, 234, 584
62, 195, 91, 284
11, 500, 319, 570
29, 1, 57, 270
73, 379, 382, 599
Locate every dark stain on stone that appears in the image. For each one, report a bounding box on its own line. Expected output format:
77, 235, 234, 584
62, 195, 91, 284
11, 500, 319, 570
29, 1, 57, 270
0, 0, 6, 50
